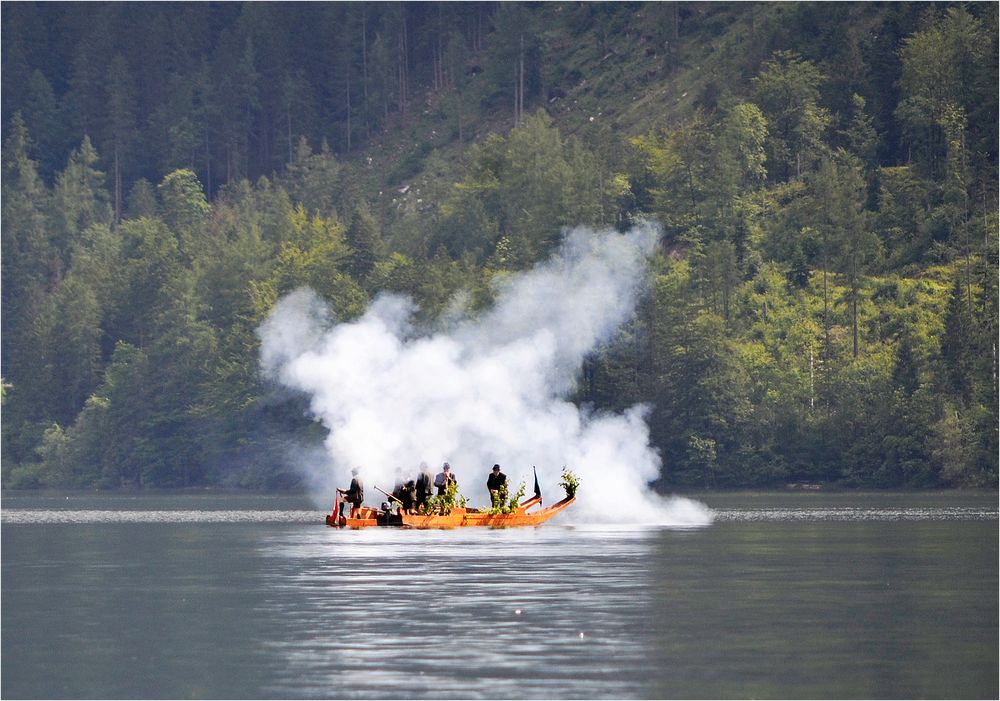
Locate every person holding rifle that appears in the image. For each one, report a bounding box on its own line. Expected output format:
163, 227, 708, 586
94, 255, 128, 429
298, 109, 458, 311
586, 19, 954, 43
337, 467, 364, 519
398, 480, 416, 514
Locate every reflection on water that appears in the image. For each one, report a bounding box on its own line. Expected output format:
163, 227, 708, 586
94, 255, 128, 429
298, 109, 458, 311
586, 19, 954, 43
258, 528, 657, 699
2, 492, 997, 699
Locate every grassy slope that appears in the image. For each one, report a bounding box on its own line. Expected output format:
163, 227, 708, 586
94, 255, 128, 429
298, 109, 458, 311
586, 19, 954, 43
357, 3, 749, 249
354, 3, 986, 393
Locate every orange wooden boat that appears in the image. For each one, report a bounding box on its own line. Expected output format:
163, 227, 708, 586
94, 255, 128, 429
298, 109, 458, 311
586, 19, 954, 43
325, 493, 575, 529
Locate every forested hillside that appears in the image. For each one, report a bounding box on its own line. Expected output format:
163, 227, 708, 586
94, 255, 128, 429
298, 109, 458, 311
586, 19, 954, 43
2, 2, 997, 490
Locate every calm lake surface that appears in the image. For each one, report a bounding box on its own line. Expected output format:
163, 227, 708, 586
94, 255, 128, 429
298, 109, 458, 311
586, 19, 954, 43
2, 490, 997, 700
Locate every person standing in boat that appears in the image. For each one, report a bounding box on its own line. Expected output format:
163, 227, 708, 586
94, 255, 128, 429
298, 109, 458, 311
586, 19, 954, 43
415, 462, 433, 512
434, 462, 457, 495
337, 467, 364, 519
391, 467, 406, 514
487, 464, 508, 508
398, 480, 417, 514
392, 467, 405, 495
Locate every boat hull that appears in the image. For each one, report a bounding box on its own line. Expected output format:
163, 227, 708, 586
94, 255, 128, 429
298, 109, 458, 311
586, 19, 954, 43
326, 494, 574, 529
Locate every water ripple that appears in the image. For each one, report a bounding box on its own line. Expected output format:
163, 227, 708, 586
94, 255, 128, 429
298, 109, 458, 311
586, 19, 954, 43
0, 509, 323, 524
2, 506, 995, 525
712, 506, 997, 521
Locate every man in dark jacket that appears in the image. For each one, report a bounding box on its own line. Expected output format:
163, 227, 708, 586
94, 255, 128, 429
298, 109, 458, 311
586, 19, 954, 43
399, 480, 416, 514
487, 464, 508, 509
415, 462, 433, 512
434, 463, 456, 495
337, 467, 364, 518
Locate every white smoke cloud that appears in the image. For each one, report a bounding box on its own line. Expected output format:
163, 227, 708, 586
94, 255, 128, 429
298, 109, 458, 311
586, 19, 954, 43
258, 223, 712, 526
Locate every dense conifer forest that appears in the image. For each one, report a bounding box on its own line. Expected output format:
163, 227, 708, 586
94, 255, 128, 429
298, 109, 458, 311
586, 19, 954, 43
2, 2, 997, 490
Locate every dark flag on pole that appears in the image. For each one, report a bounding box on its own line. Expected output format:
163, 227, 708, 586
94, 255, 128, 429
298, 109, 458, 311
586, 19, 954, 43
533, 466, 542, 503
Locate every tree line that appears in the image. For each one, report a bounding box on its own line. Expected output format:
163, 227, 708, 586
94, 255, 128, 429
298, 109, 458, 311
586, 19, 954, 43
2, 2, 996, 489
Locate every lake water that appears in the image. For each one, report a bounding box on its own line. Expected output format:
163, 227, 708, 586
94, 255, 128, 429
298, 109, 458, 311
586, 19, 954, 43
2, 490, 997, 699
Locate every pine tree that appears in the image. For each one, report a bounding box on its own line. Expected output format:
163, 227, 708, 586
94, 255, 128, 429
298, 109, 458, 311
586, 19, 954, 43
346, 202, 382, 281
51, 136, 112, 255
106, 54, 138, 223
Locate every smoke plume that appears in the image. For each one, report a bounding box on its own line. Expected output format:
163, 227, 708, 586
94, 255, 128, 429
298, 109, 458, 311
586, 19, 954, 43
258, 223, 712, 526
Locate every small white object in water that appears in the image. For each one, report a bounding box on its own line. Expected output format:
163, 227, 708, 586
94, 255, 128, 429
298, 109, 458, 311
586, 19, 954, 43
579, 632, 585, 639
514, 609, 522, 615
